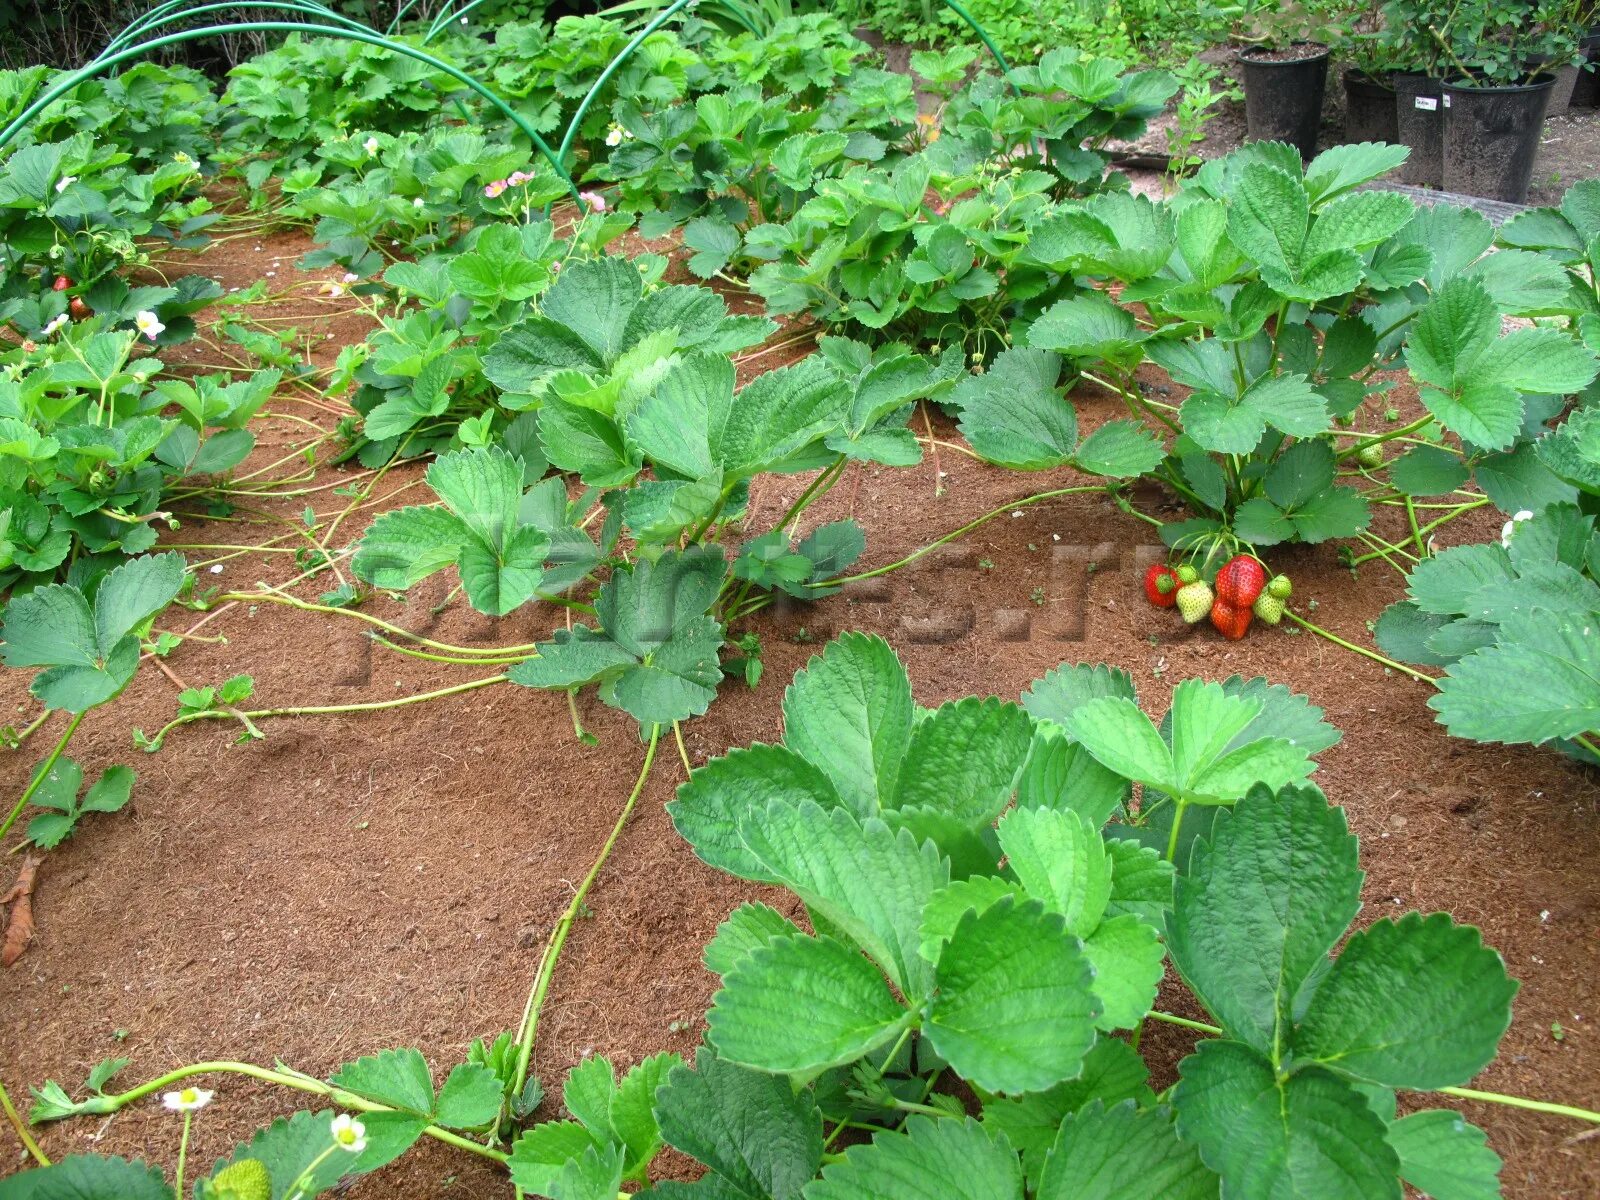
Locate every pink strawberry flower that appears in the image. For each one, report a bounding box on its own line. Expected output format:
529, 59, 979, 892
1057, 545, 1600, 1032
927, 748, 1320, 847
484, 180, 508, 199
579, 190, 607, 213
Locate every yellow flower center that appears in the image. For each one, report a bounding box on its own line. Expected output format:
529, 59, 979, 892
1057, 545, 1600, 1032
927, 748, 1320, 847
180, 1088, 198, 1104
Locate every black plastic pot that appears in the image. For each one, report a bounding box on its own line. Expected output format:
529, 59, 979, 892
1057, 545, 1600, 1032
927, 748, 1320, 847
1343, 68, 1398, 143
1442, 77, 1556, 203
1393, 73, 1444, 187
1238, 42, 1330, 159
1575, 34, 1600, 107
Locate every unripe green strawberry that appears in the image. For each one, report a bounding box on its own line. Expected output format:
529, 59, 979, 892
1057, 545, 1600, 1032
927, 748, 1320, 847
1266, 573, 1292, 599
1253, 591, 1286, 625
206, 1159, 271, 1200
1176, 580, 1214, 624
1356, 444, 1384, 468
1175, 563, 1200, 585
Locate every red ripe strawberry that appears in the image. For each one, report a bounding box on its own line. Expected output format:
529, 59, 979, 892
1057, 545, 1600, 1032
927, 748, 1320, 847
1211, 601, 1252, 640
1144, 563, 1180, 608
1215, 555, 1266, 608
68, 296, 92, 320
52, 276, 72, 291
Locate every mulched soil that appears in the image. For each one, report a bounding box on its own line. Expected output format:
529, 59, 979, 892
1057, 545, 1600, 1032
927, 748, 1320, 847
2, 204, 1599, 1198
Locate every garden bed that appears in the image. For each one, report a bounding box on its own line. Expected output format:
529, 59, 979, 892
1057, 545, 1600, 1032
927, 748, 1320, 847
2, 226, 1598, 1197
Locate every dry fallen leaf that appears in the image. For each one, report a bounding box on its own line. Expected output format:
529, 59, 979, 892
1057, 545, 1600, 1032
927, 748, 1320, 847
2, 855, 42, 967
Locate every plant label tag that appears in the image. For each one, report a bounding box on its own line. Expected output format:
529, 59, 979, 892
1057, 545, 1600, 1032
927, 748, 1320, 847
1442, 93, 1451, 107
1414, 96, 1439, 111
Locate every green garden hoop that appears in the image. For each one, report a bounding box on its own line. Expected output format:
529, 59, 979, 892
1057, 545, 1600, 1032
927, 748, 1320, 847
100, 0, 362, 61
0, 22, 581, 205
97, 2, 374, 63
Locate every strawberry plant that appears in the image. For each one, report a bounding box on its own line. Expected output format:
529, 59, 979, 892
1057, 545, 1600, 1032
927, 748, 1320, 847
0, 328, 276, 589
1376, 495, 1600, 765
0, 132, 218, 333
0, 551, 184, 847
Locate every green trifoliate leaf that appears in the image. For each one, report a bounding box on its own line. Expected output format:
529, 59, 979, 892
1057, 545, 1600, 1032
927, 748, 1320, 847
1028, 291, 1148, 370
1294, 912, 1517, 1088
0, 551, 185, 712
1385, 1110, 1504, 1200
0, 1155, 173, 1200
737, 801, 946, 1001
925, 897, 1099, 1094
1073, 418, 1166, 478
981, 1036, 1154, 1189
995, 807, 1110, 935
206, 1108, 420, 1198
329, 1047, 435, 1116
704, 902, 804, 977
1037, 1100, 1218, 1200
1064, 681, 1318, 806
805, 1115, 1023, 1200
353, 446, 550, 615
708, 932, 913, 1076
512, 546, 726, 727
1167, 784, 1362, 1053
508, 1124, 625, 1200
1175, 199, 1244, 288
1536, 403, 1600, 496
1027, 192, 1175, 280
781, 632, 914, 817
655, 1048, 823, 1200
1173, 1040, 1400, 1200
1429, 609, 1600, 746
1406, 276, 1600, 450
1236, 439, 1371, 545
889, 697, 1034, 827
670, 745, 843, 881
1179, 373, 1328, 454
952, 347, 1075, 471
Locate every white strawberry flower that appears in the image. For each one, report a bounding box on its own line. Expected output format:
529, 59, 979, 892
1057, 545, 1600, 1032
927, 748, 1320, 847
330, 1113, 367, 1153
363, 136, 380, 156
134, 310, 166, 341
55, 175, 78, 193
1500, 509, 1534, 547
605, 124, 625, 148
42, 314, 70, 337
162, 1087, 213, 1112
412, 196, 426, 208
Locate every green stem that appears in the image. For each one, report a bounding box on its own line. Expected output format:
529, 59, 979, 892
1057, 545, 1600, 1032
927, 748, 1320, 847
0, 711, 85, 845
0, 1073, 49, 1166
224, 590, 539, 656
174, 1111, 193, 1197
510, 727, 662, 1111
1284, 611, 1436, 684
1434, 1086, 1600, 1125
1146, 1011, 1222, 1035
1164, 798, 1190, 864
815, 486, 1112, 588
53, 1062, 507, 1161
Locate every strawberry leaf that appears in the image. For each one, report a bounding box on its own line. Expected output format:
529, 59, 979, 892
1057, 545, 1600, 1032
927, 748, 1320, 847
1166, 784, 1362, 1054
1295, 913, 1517, 1089
1173, 1040, 1400, 1200
653, 1048, 823, 1200
1037, 1100, 1217, 1200
925, 897, 1099, 1093
1386, 1110, 1503, 1200
708, 932, 914, 1076
807, 1116, 1023, 1200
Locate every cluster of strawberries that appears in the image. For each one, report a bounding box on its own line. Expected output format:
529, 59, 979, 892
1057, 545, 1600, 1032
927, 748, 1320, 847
1144, 556, 1292, 641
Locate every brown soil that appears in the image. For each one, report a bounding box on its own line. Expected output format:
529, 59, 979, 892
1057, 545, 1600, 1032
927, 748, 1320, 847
3, 222, 1600, 1199
1237, 42, 1329, 65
